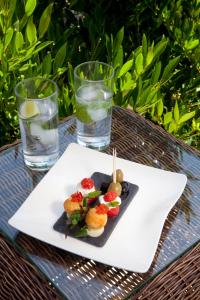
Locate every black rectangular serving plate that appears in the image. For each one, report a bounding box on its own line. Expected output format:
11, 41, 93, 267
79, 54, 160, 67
53, 172, 139, 247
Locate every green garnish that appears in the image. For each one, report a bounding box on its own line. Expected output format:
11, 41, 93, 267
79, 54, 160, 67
82, 190, 102, 208
83, 198, 88, 207
87, 190, 101, 198
108, 201, 120, 207
70, 211, 82, 225
75, 226, 88, 237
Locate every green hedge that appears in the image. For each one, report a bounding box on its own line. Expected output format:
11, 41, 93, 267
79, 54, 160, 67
0, 0, 199, 149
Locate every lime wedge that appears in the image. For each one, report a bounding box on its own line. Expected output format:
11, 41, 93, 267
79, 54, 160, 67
20, 101, 39, 119
76, 101, 112, 124
76, 104, 93, 124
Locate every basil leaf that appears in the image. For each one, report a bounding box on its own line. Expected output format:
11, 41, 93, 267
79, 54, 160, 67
83, 198, 87, 207
75, 226, 88, 237
70, 211, 81, 225
87, 190, 101, 198
109, 201, 120, 207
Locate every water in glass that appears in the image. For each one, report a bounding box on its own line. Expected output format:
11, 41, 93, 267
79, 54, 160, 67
76, 84, 113, 150
19, 99, 59, 170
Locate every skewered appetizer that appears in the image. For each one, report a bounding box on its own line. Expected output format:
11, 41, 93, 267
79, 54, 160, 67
66, 150, 124, 236
63, 179, 102, 234
99, 191, 121, 217
64, 192, 83, 217
77, 177, 98, 205
77, 178, 95, 196
85, 204, 108, 237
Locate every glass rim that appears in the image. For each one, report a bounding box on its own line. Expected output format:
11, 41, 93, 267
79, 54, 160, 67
74, 61, 114, 83
14, 77, 58, 100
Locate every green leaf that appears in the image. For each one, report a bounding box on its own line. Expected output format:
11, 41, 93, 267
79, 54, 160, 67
4, 27, 13, 49
121, 79, 136, 91
70, 211, 81, 225
169, 121, 177, 133
33, 41, 52, 55
8, 0, 17, 23
15, 32, 24, 52
164, 112, 172, 125
105, 33, 113, 64
174, 28, 182, 40
108, 201, 120, 207
87, 191, 101, 198
133, 46, 142, 60
2, 55, 8, 73
146, 47, 153, 66
83, 198, 87, 207
136, 76, 142, 102
25, 0, 37, 16
151, 61, 161, 84
142, 33, 147, 66
26, 17, 37, 44
39, 3, 53, 38
184, 39, 199, 50
146, 88, 158, 105
157, 99, 163, 117
118, 60, 133, 78
53, 43, 67, 73
174, 101, 179, 123
113, 45, 123, 69
19, 63, 30, 72
135, 53, 143, 75
161, 56, 180, 82
42, 52, 52, 75
67, 62, 74, 89
140, 86, 152, 105
113, 27, 124, 56
153, 38, 168, 60
0, 42, 3, 60
75, 226, 88, 237
178, 111, 195, 124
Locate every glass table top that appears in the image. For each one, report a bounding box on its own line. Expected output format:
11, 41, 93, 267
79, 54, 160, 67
0, 106, 200, 300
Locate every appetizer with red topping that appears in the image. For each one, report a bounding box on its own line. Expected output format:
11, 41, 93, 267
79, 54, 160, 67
99, 191, 121, 217
77, 178, 95, 196
64, 192, 83, 217
85, 204, 108, 237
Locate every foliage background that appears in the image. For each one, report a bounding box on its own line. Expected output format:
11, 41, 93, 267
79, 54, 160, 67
0, 0, 199, 149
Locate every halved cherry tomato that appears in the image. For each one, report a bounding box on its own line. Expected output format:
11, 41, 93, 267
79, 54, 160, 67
107, 206, 120, 217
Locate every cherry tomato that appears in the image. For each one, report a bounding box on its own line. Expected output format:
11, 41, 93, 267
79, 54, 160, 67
103, 191, 117, 202
107, 206, 120, 217
81, 178, 94, 189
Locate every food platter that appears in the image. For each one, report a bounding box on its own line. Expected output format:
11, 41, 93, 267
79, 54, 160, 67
8, 143, 187, 273
54, 172, 139, 247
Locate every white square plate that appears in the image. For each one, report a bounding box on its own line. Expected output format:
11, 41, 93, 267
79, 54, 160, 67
9, 143, 187, 273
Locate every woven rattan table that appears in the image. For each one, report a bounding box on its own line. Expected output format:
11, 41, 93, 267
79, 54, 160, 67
1, 106, 200, 300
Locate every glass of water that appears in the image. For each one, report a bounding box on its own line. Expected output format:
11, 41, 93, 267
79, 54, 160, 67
74, 61, 114, 150
15, 77, 59, 171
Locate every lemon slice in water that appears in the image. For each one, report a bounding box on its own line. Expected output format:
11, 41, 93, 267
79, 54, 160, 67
20, 101, 39, 119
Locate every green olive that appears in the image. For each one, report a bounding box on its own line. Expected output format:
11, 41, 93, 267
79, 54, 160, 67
108, 182, 122, 196
112, 169, 124, 183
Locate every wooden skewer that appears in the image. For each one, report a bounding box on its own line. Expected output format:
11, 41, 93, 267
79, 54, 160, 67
113, 148, 117, 183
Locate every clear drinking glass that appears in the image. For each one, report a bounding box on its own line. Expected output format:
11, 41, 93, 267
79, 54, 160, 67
15, 77, 59, 171
74, 61, 114, 150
